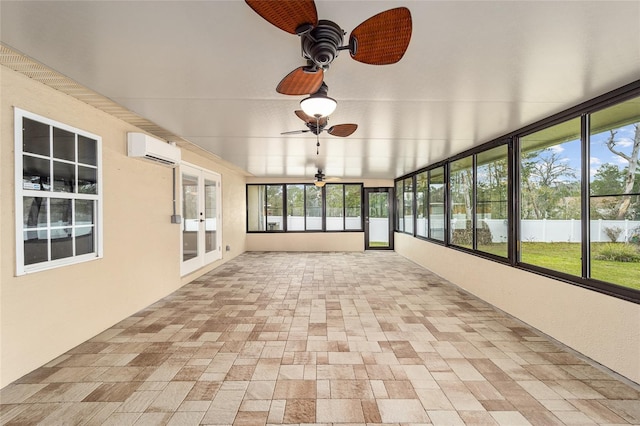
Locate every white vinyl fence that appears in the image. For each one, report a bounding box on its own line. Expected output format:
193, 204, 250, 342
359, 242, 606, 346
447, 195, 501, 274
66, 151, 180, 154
415, 217, 639, 243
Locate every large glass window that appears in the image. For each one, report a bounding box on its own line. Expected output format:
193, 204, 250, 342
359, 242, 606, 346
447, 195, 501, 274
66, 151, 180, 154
305, 185, 323, 230
326, 184, 344, 231
476, 146, 509, 257
287, 184, 305, 231
248, 183, 363, 233
247, 184, 284, 231
519, 118, 582, 276
395, 180, 404, 232
247, 185, 266, 231
416, 171, 428, 238
17, 109, 102, 274
403, 177, 414, 235
344, 184, 362, 230
589, 97, 640, 290
450, 156, 473, 248
429, 167, 446, 241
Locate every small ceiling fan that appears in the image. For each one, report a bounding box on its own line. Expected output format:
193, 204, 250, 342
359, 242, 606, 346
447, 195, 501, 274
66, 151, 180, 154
281, 85, 357, 154
313, 168, 338, 187
245, 0, 412, 95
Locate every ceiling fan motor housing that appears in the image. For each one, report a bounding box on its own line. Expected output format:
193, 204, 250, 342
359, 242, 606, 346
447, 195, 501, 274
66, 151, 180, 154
301, 20, 345, 70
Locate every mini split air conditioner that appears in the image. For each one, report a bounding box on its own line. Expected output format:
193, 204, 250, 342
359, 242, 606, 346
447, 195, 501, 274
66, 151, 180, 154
127, 132, 181, 166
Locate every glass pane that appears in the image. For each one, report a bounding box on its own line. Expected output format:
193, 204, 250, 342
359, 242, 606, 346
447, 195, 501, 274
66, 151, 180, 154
75, 227, 94, 256
23, 197, 48, 229
266, 185, 284, 231
23, 156, 50, 191
476, 145, 509, 257
286, 184, 305, 231
24, 230, 48, 265
53, 161, 75, 193
369, 192, 389, 247
395, 180, 404, 232
51, 227, 73, 260
429, 167, 445, 241
404, 177, 414, 234
450, 157, 473, 248
326, 184, 344, 231
78, 135, 97, 166
182, 173, 199, 261
50, 198, 73, 227
205, 179, 217, 253
520, 118, 582, 276
23, 117, 50, 156
345, 184, 362, 230
75, 199, 94, 225
247, 185, 266, 231
589, 97, 640, 290
416, 172, 428, 237
305, 185, 322, 230
53, 127, 75, 162
78, 166, 97, 194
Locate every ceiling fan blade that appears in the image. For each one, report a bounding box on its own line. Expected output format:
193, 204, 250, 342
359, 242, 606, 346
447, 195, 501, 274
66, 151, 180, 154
295, 110, 327, 127
281, 129, 311, 135
327, 123, 358, 137
245, 0, 318, 35
349, 7, 412, 65
277, 67, 324, 95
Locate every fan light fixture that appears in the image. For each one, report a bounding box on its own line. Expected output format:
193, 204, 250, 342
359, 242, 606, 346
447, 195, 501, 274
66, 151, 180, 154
300, 94, 336, 118
314, 179, 326, 187
300, 82, 337, 118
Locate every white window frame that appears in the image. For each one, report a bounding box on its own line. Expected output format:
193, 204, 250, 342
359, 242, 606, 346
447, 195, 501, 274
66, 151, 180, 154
14, 108, 103, 275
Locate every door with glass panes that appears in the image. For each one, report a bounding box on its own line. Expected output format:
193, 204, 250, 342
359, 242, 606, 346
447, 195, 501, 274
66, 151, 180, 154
181, 164, 221, 275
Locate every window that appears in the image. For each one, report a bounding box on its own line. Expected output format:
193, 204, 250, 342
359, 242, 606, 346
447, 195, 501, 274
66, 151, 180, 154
326, 184, 344, 230
393, 83, 639, 302
16, 109, 102, 274
287, 184, 305, 231
403, 177, 414, 235
395, 180, 404, 232
589, 97, 640, 290
326, 184, 363, 231
344, 184, 363, 230
247, 184, 284, 231
247, 183, 363, 233
449, 156, 473, 248
519, 118, 582, 276
428, 167, 446, 241
416, 171, 428, 238
476, 145, 509, 257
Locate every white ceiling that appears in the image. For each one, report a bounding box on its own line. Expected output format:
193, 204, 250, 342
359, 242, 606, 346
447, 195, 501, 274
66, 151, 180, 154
2, 1, 639, 180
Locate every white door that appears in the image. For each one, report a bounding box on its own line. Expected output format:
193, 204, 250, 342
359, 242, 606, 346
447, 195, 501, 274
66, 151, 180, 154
181, 163, 221, 275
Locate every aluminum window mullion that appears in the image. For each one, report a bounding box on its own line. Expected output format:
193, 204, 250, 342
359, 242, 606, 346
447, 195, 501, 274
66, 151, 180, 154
581, 114, 591, 279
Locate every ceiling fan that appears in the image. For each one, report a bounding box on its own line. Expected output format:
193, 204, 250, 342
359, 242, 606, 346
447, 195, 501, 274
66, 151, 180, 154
245, 0, 412, 96
313, 169, 337, 187
281, 85, 358, 154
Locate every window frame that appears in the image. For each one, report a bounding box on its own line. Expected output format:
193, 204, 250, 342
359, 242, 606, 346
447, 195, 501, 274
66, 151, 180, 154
394, 80, 640, 303
246, 183, 364, 233
15, 108, 103, 275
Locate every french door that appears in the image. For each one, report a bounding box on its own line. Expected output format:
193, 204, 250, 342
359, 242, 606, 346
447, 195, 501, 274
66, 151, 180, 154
180, 163, 221, 275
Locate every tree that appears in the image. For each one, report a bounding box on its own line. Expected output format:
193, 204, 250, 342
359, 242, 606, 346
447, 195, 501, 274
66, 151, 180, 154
520, 148, 579, 219
604, 124, 640, 219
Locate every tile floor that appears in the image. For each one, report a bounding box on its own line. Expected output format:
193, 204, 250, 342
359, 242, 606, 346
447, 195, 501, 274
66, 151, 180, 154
1, 251, 639, 425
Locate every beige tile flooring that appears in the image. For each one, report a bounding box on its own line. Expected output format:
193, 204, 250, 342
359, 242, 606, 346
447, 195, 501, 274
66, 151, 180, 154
1, 251, 639, 425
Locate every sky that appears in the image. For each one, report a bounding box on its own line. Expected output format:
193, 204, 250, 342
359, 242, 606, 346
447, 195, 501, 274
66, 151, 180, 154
543, 123, 637, 181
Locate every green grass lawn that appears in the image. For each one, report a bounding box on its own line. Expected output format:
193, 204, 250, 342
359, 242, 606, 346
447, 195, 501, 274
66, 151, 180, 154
520, 242, 639, 290
475, 242, 639, 290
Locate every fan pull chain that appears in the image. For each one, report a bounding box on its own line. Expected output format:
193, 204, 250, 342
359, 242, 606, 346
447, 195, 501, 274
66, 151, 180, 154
316, 116, 320, 155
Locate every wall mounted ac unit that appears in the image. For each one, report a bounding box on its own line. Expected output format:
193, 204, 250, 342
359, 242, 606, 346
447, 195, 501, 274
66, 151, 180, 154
127, 132, 181, 166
